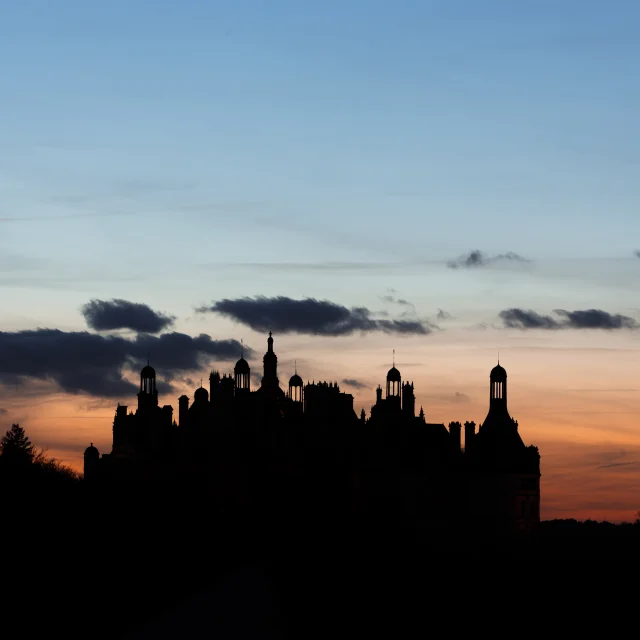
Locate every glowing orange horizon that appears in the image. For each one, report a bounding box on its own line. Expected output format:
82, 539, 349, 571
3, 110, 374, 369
1, 327, 638, 523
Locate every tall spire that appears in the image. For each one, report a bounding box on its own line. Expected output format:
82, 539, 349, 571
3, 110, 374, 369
295, 360, 297, 375
267, 330, 274, 352
393, 349, 395, 367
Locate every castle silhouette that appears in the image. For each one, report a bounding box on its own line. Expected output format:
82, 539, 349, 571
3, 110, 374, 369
84, 332, 540, 532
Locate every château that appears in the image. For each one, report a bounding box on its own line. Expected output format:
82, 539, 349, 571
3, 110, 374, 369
84, 333, 541, 532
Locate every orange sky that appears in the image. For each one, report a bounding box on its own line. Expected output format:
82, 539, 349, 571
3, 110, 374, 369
3, 325, 639, 523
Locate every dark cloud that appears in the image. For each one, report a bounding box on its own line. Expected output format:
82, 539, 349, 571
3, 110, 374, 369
447, 250, 529, 269
499, 309, 560, 329
453, 392, 470, 403
499, 308, 639, 330
0, 408, 7, 415
129, 332, 251, 371
376, 319, 428, 334
198, 296, 434, 336
634, 250, 640, 259
0, 329, 249, 398
342, 378, 368, 390
554, 309, 639, 330
81, 298, 175, 333
436, 309, 452, 320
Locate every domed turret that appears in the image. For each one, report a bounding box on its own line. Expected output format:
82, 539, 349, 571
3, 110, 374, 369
288, 361, 303, 403
490, 363, 507, 383
234, 357, 250, 374
194, 386, 209, 402
490, 361, 507, 404
385, 351, 401, 402
141, 364, 156, 378
84, 443, 99, 458
234, 339, 251, 392
289, 373, 303, 387
386, 366, 401, 382
83, 443, 100, 482
139, 361, 158, 406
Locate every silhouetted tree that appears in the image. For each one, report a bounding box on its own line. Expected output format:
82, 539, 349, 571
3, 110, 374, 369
0, 423, 34, 465
33, 449, 79, 482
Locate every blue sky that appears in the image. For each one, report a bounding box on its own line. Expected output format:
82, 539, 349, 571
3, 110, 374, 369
2, 1, 639, 279
1, 0, 639, 342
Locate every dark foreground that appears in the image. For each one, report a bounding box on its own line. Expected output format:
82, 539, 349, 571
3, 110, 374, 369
4, 486, 639, 639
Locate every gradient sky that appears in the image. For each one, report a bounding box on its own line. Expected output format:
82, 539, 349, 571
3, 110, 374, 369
1, 1, 640, 522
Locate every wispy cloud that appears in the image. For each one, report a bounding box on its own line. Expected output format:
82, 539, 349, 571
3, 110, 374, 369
380, 294, 414, 309
447, 250, 530, 269
597, 460, 640, 469
0, 212, 139, 223
499, 308, 640, 330
342, 378, 369, 390
200, 261, 416, 273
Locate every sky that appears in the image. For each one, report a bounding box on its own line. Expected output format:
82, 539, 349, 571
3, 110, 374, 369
1, 0, 640, 522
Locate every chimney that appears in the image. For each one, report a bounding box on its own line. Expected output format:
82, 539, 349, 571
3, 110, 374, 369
449, 421, 462, 453
464, 421, 476, 453
178, 395, 189, 428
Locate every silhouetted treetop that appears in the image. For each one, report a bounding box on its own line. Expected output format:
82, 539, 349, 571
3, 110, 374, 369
0, 423, 34, 465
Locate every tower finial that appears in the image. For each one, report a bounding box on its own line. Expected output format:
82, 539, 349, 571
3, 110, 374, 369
393, 349, 395, 367
295, 359, 297, 374
241, 338, 244, 358
200, 378, 203, 388
498, 350, 500, 365
147, 350, 150, 366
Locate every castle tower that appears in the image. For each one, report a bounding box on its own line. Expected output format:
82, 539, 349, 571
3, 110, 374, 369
386, 351, 401, 400
193, 384, 209, 404
386, 352, 402, 412
490, 361, 507, 408
178, 395, 189, 428
234, 343, 251, 394
288, 362, 303, 403
402, 381, 415, 418
137, 362, 158, 411
261, 331, 279, 389
83, 443, 100, 481
209, 370, 221, 406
